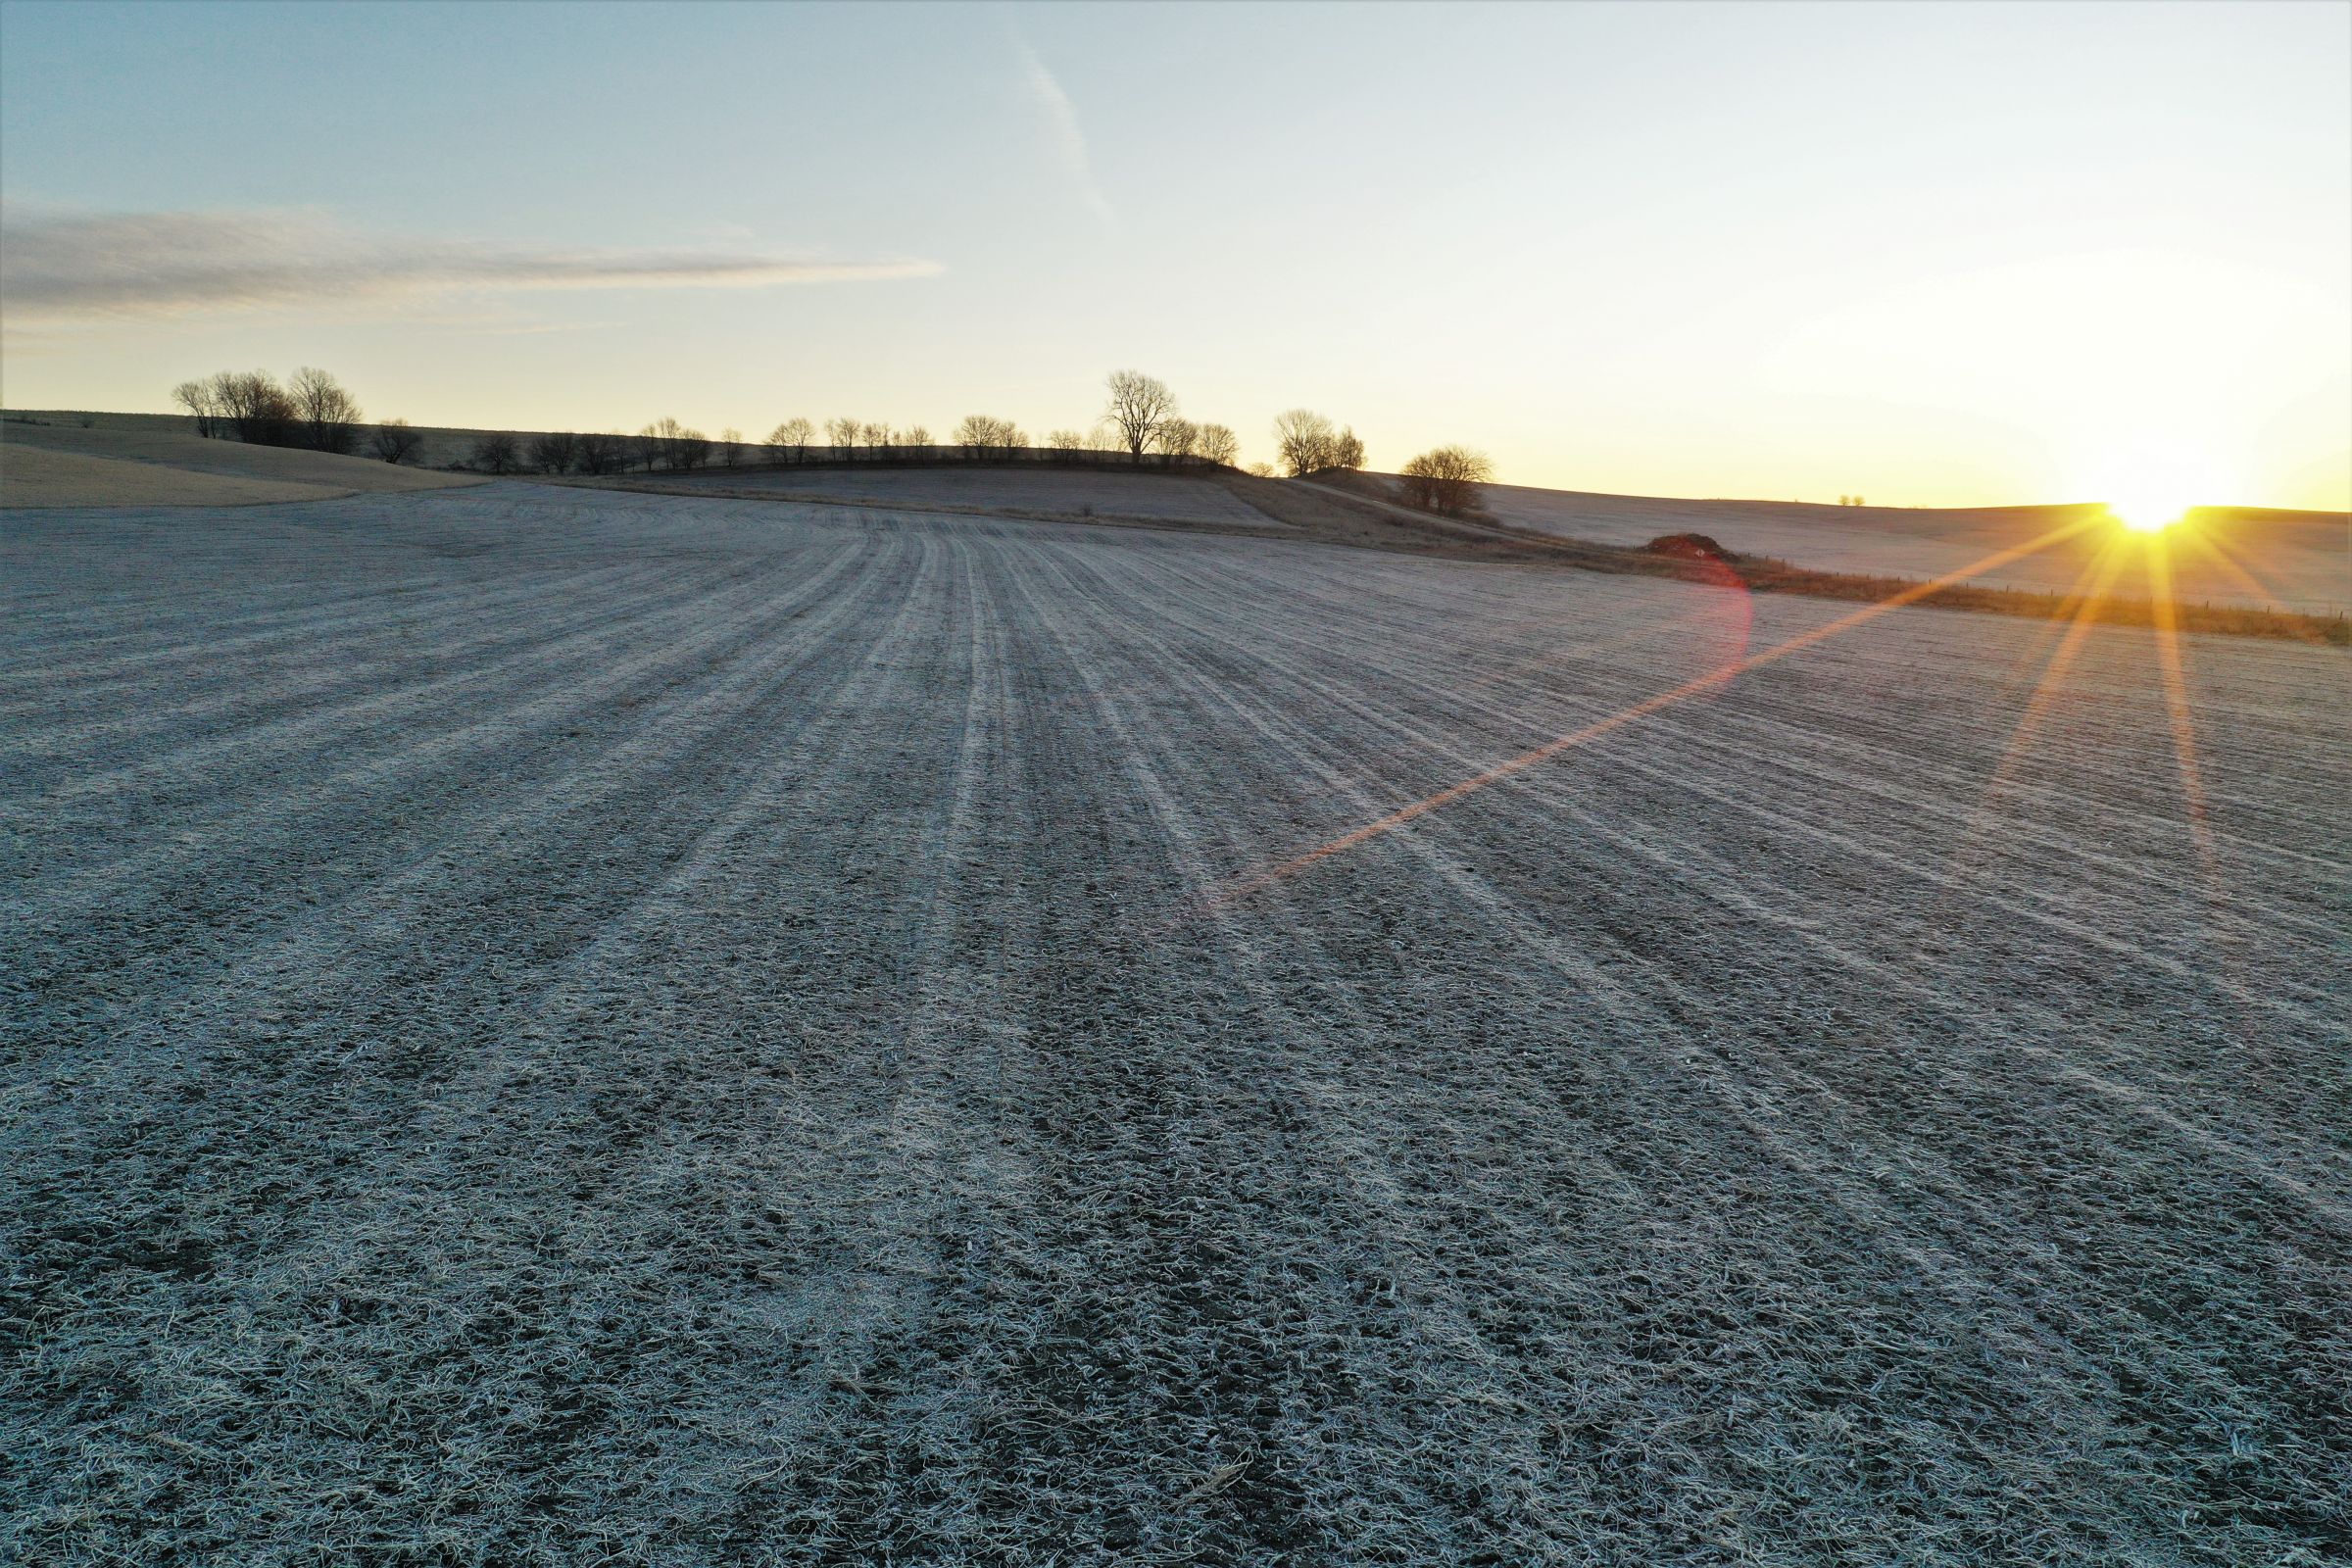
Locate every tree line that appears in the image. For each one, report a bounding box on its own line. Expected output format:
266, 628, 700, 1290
168, 366, 1496, 514
172, 368, 371, 456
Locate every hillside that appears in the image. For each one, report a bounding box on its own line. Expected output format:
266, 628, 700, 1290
1338, 471, 2351, 615
0, 418, 481, 507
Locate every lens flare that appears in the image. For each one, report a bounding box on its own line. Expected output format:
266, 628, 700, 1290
1208, 514, 2113, 907
2105, 489, 2189, 534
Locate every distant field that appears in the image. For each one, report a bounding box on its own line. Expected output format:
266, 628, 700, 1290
654, 463, 1284, 525
4, 409, 544, 476
0, 444, 346, 508
15, 412, 2343, 616
5, 481, 2345, 1564
0, 420, 481, 507
1446, 477, 2351, 615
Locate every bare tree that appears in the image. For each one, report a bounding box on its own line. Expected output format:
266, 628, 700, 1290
1102, 369, 1176, 463
576, 430, 625, 475
1246, 460, 1275, 478
1397, 445, 1494, 516
288, 367, 363, 454
1044, 428, 1086, 452
904, 425, 931, 451
955, 414, 1026, 456
1272, 409, 1362, 476
469, 432, 520, 474
371, 418, 424, 465
631, 416, 709, 470
207, 372, 253, 437
527, 430, 579, 474
826, 417, 859, 461
172, 378, 224, 438
1197, 423, 1240, 467
1152, 416, 1200, 463
766, 417, 813, 463
716, 428, 743, 467
213, 369, 298, 446
170, 378, 206, 436
200, 370, 244, 434
1272, 409, 1332, 477
861, 421, 893, 461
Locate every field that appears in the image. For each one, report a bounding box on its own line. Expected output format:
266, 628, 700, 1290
1449, 478, 2351, 616
0, 420, 482, 508
4, 410, 553, 483
659, 463, 1285, 526
4, 480, 2348, 1565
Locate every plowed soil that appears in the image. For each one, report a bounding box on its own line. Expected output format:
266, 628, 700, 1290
5, 482, 2346, 1566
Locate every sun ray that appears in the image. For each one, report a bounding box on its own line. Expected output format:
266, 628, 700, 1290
2142, 531, 2220, 887
1922, 535, 2133, 939
1208, 513, 2110, 906
2173, 525, 2334, 647
1980, 536, 2132, 801
2180, 521, 2280, 594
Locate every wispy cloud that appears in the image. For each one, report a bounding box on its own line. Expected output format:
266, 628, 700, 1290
1014, 40, 1115, 227
0, 207, 943, 325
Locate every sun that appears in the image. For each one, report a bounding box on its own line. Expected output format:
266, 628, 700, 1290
2110, 503, 2181, 534
2102, 481, 2193, 535
2077, 440, 2231, 538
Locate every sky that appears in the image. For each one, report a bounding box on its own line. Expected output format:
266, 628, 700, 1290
2, 0, 2345, 510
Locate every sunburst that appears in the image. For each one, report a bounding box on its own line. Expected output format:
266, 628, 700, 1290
1210, 510, 2226, 908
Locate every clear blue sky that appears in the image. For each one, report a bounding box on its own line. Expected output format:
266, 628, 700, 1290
3, 0, 2345, 508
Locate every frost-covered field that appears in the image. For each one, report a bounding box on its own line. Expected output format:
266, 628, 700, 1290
0, 422, 482, 508
1464, 479, 2351, 614
5, 482, 2347, 1565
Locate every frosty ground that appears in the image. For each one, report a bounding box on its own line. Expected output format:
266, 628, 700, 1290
3, 481, 2346, 1565
1455, 479, 2351, 615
